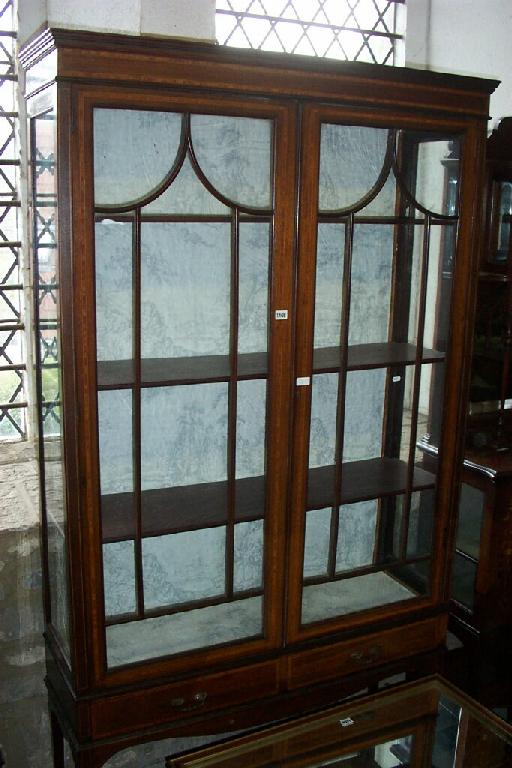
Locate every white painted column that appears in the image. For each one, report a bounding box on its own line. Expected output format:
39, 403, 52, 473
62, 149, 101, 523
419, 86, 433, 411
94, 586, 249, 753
18, 0, 216, 45
406, 0, 512, 123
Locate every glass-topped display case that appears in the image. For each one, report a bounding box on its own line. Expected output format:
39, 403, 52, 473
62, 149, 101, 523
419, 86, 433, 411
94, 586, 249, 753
20, 28, 496, 768
167, 676, 512, 768
448, 119, 512, 658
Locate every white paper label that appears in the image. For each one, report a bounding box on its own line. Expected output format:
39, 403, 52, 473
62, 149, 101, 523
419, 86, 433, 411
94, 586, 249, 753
275, 309, 288, 320
339, 717, 355, 727
392, 375, 401, 383
296, 376, 311, 386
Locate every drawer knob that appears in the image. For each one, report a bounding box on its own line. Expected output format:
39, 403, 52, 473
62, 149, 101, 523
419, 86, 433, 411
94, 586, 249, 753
349, 645, 383, 665
170, 691, 208, 711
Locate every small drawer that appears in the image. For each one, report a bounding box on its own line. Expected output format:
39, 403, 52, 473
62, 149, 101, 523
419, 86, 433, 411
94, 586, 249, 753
287, 617, 442, 689
91, 660, 279, 738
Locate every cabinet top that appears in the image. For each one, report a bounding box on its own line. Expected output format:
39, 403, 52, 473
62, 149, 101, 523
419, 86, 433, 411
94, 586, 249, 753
20, 27, 498, 119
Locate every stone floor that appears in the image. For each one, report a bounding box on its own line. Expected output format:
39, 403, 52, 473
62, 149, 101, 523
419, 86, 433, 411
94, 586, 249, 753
1, 446, 510, 767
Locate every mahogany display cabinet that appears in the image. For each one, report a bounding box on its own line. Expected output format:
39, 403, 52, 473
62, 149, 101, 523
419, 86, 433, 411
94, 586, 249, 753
19, 28, 497, 768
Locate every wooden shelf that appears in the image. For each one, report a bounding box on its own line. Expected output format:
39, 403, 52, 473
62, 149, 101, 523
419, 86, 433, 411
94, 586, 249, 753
101, 474, 266, 543
307, 458, 435, 510
101, 457, 435, 543
97, 352, 268, 389
97, 343, 444, 390
313, 342, 444, 373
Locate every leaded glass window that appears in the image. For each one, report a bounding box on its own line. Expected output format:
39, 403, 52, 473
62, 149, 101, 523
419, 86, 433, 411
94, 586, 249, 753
216, 0, 406, 65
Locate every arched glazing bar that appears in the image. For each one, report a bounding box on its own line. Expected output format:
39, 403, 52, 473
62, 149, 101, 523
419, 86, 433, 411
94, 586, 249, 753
95, 112, 274, 216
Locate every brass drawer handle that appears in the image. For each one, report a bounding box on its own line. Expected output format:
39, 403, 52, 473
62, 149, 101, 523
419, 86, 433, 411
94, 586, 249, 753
349, 645, 383, 665
170, 691, 208, 711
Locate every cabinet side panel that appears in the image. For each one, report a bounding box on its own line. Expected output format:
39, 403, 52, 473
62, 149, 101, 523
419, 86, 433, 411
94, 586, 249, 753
30, 92, 71, 663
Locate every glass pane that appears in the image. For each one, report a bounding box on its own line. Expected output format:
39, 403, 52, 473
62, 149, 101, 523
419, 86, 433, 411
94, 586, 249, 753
349, 225, 393, 345
190, 114, 272, 209
423, 223, 454, 353
309, 373, 337, 471
103, 541, 136, 618
407, 489, 435, 558
234, 520, 263, 592
304, 508, 331, 578
470, 279, 508, 409
418, 362, 445, 449
98, 389, 133, 495
106, 596, 263, 667
451, 553, 477, 609
313, 223, 345, 352
145, 155, 229, 216
238, 222, 270, 354
398, 133, 461, 217
32, 108, 70, 658
343, 368, 385, 462
455, 484, 484, 560
494, 181, 512, 262
141, 383, 228, 489
318, 124, 389, 211
141, 222, 231, 361
93, 109, 182, 207
302, 569, 415, 624
95, 219, 133, 362
378, 495, 405, 562
336, 499, 378, 572
236, 378, 266, 479
361, 171, 397, 217
142, 528, 226, 610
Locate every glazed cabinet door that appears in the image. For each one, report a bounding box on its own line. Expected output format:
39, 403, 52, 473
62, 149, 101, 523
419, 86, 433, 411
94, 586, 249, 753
77, 90, 295, 683
288, 106, 469, 642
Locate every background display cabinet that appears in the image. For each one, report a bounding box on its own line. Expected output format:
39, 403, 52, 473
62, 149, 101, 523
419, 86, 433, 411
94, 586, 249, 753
446, 121, 512, 666
20, 29, 496, 768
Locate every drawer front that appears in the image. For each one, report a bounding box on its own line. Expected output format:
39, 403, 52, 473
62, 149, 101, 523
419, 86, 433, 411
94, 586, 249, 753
287, 617, 443, 689
91, 660, 279, 738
